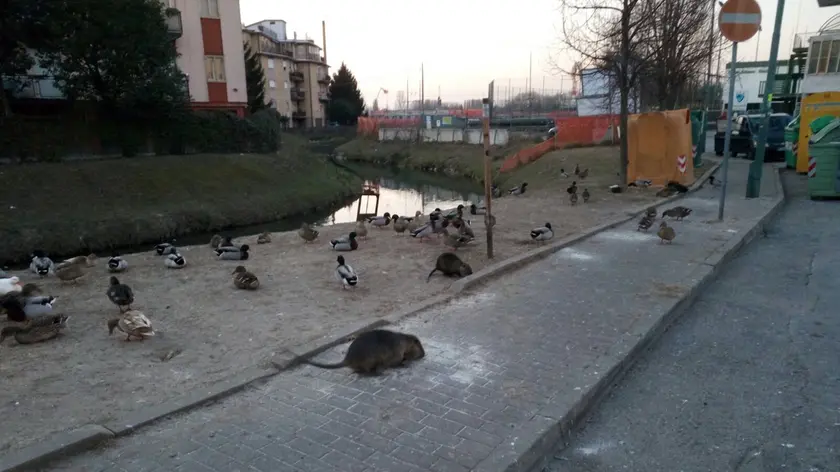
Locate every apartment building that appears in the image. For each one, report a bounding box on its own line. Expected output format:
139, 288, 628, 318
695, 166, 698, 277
243, 20, 330, 128
166, 0, 247, 115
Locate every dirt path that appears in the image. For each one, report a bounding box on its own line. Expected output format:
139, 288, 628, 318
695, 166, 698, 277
0, 148, 674, 453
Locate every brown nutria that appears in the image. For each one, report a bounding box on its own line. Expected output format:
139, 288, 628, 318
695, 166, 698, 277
302, 329, 425, 375
427, 252, 473, 282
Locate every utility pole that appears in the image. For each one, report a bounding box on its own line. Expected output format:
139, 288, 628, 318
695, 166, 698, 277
702, 0, 717, 156
746, 0, 785, 198
482, 81, 495, 259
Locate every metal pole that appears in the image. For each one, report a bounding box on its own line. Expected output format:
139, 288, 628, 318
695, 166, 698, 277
718, 42, 738, 221
702, 0, 716, 159
483, 81, 495, 259
754, 30, 761, 61
746, 0, 785, 198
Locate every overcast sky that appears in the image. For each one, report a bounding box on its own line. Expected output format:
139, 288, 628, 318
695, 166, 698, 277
240, 0, 839, 106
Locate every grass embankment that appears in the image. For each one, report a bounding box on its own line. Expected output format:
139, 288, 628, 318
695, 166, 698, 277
0, 147, 362, 264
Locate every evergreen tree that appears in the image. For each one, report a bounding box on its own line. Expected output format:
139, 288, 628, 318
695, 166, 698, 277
244, 42, 267, 114
327, 63, 365, 125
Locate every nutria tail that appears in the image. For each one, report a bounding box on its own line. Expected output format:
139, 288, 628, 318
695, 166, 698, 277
302, 359, 347, 369
426, 267, 440, 282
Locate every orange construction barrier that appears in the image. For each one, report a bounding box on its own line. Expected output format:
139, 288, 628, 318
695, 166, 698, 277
627, 109, 694, 186
499, 115, 617, 173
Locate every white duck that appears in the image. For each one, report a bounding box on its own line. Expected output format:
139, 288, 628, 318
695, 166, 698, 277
164, 252, 187, 268
335, 255, 359, 289
530, 222, 554, 242
154, 243, 177, 256
107, 253, 128, 273
29, 250, 55, 277
0, 277, 23, 296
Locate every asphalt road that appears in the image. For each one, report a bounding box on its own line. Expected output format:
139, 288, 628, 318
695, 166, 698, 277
544, 171, 840, 472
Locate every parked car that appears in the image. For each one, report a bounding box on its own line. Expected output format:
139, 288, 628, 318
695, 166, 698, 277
714, 113, 792, 161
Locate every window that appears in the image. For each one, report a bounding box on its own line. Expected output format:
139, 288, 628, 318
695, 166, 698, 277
267, 59, 275, 69
808, 41, 821, 74
829, 41, 840, 74
818, 39, 832, 73
758, 81, 765, 97
204, 56, 225, 82
284, 81, 289, 89
269, 80, 276, 89
199, 0, 219, 18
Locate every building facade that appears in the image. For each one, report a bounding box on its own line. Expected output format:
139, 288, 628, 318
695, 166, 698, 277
244, 20, 330, 128
722, 60, 795, 111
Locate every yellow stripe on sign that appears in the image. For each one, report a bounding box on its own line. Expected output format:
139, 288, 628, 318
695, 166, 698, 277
720, 13, 761, 24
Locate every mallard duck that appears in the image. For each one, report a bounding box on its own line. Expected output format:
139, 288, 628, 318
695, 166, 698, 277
330, 232, 358, 251
219, 236, 235, 248
298, 223, 319, 243
107, 253, 128, 273
443, 205, 465, 220
560, 168, 569, 178
491, 184, 502, 198
410, 222, 434, 242
454, 218, 475, 239
366, 212, 391, 229
256, 232, 271, 244
355, 220, 369, 240
0, 292, 26, 322
444, 229, 472, 250
232, 266, 260, 290
470, 203, 486, 215
0, 276, 22, 296
645, 206, 657, 218
106, 276, 134, 313
567, 181, 578, 195
23, 287, 57, 317
578, 168, 589, 179
335, 255, 358, 289
658, 221, 676, 244
393, 215, 408, 234
209, 234, 222, 248
662, 206, 693, 221
569, 191, 578, 205
54, 260, 86, 284
432, 218, 450, 239
407, 211, 424, 233
164, 252, 187, 268
574, 163, 581, 176
108, 310, 154, 341
582, 188, 590, 203
429, 208, 443, 222
531, 223, 554, 242
0, 314, 69, 345
29, 250, 54, 277
508, 182, 528, 196
61, 254, 97, 267
155, 243, 177, 256
215, 244, 249, 260
638, 214, 655, 232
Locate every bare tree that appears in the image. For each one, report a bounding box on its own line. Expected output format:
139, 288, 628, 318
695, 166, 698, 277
394, 91, 406, 111
554, 0, 663, 185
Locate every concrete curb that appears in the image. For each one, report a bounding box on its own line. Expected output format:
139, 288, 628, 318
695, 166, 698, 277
476, 165, 785, 472
0, 161, 724, 472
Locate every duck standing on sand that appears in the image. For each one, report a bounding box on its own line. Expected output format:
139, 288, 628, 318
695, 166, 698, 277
393, 215, 408, 235
108, 310, 154, 341
30, 250, 54, 277
492, 184, 502, 198
366, 212, 391, 229
657, 221, 676, 244
407, 211, 423, 233
330, 232, 358, 251
107, 253, 128, 273
335, 255, 359, 289
106, 276, 134, 313
354, 220, 369, 240
298, 223, 319, 243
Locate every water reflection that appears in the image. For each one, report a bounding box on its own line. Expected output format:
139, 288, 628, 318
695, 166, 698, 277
323, 179, 483, 225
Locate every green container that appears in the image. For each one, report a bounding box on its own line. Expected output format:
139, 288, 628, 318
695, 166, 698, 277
784, 115, 800, 169
806, 118, 840, 199
690, 110, 706, 168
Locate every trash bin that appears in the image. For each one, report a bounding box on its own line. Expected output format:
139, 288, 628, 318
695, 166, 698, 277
690, 110, 706, 167
806, 118, 840, 199
784, 115, 800, 169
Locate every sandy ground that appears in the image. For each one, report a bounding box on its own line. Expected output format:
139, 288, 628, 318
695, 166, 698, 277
0, 149, 679, 453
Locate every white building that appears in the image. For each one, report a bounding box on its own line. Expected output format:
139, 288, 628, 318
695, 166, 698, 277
721, 60, 796, 111
799, 14, 840, 94
576, 68, 637, 116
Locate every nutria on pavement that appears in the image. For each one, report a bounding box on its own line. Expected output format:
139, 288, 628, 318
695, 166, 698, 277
427, 252, 473, 282
302, 329, 425, 375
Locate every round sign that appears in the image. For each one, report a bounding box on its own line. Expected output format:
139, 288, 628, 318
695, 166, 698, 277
718, 0, 762, 43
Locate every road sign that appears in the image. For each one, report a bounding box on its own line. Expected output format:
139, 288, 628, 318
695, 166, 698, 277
677, 155, 687, 174
732, 90, 747, 111
719, 0, 762, 43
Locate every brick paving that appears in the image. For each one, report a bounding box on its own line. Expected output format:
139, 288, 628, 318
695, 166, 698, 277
51, 160, 779, 472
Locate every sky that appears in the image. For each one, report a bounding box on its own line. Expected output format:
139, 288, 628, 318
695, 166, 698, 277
239, 0, 840, 107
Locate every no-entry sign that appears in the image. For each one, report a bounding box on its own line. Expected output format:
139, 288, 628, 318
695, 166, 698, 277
718, 0, 762, 43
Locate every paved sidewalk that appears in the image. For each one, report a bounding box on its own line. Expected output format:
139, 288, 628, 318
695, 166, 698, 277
50, 160, 780, 472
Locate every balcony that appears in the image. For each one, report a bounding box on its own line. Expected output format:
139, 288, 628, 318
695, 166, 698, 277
296, 52, 323, 63
165, 8, 183, 39
292, 111, 306, 120
257, 42, 293, 58
317, 73, 330, 85
291, 88, 305, 101
290, 71, 304, 82
318, 92, 330, 102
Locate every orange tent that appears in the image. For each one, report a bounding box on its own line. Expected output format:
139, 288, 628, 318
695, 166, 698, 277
627, 109, 694, 186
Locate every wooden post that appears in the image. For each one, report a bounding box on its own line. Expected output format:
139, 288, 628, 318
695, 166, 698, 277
482, 80, 495, 259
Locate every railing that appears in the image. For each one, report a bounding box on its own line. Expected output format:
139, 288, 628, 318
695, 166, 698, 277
290, 71, 304, 81
6, 75, 63, 99
793, 32, 819, 50
318, 92, 330, 102
317, 73, 330, 84
165, 8, 182, 39
291, 88, 305, 101
292, 111, 306, 119
258, 42, 293, 58
296, 52, 323, 63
